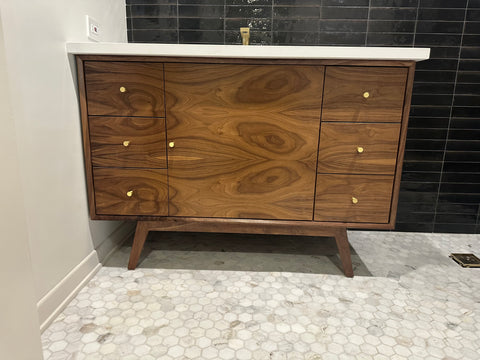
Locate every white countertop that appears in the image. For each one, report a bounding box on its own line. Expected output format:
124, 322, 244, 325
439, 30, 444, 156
66, 42, 430, 61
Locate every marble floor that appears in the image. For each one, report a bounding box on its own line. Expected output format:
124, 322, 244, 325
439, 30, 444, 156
42, 230, 480, 360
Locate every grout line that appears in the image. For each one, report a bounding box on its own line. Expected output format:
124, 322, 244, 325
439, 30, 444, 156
224, 0, 226, 44
432, 0, 470, 230
177, 0, 180, 44
365, 0, 371, 46
271, 0, 274, 45
412, 0, 420, 47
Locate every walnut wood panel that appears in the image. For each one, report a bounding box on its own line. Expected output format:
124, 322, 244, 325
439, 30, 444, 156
93, 168, 168, 216
322, 66, 408, 123
315, 174, 394, 223
389, 63, 417, 227
317, 122, 401, 175
84, 61, 165, 117
165, 63, 324, 220
76, 57, 96, 219
89, 116, 167, 168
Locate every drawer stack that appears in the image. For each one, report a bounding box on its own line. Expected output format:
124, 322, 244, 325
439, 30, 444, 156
83, 61, 168, 216
315, 66, 408, 224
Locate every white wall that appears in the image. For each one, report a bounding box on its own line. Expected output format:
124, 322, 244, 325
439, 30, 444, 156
0, 11, 44, 360
0, 0, 129, 327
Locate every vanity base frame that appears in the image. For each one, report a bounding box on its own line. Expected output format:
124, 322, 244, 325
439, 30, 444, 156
127, 218, 355, 277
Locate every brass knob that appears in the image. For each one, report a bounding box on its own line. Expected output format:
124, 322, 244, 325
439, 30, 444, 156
357, 146, 364, 154
120, 86, 126, 93
363, 91, 370, 99
352, 197, 358, 204
126, 190, 133, 197
123, 140, 131, 147
168, 141, 175, 148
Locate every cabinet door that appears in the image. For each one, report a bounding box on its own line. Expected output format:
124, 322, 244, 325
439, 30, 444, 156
165, 63, 324, 220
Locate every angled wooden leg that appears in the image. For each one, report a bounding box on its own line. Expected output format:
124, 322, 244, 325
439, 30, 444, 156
128, 221, 150, 270
334, 227, 354, 278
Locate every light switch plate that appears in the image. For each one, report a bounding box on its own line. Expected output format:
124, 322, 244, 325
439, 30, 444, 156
86, 15, 101, 42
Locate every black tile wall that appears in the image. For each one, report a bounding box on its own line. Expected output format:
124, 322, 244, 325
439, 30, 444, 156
126, 0, 480, 234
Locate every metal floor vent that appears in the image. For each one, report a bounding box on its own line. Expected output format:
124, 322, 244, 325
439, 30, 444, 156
449, 253, 480, 268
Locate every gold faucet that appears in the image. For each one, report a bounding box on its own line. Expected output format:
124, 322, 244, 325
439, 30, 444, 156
240, 27, 250, 45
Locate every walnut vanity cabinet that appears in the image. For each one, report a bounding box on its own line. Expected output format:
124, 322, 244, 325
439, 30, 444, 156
76, 55, 416, 277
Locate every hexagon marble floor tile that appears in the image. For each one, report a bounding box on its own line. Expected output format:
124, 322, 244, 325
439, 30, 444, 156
42, 230, 480, 360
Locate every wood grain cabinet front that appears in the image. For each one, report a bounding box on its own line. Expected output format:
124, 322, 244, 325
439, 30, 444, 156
315, 174, 394, 223
89, 116, 167, 168
165, 63, 324, 220
322, 66, 408, 123
317, 122, 401, 175
93, 168, 168, 216
84, 61, 165, 117
75, 55, 417, 277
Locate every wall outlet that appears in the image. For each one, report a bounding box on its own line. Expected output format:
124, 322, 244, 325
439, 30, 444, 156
86, 16, 101, 42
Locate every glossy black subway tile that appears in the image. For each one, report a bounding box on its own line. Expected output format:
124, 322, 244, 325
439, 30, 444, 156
371, 0, 418, 6
321, 7, 368, 19
317, 32, 366, 45
369, 8, 417, 20
413, 82, 455, 94
405, 139, 446, 151
273, 6, 320, 19
463, 22, 480, 34
415, 33, 462, 46
433, 223, 477, 233
131, 29, 178, 42
132, 17, 178, 29
407, 116, 450, 128
225, 18, 272, 31
179, 30, 224, 43
273, 31, 318, 45
442, 172, 480, 183
466, 9, 480, 21
226, 0, 272, 5
436, 202, 479, 215
273, 19, 319, 32
319, 20, 367, 32
417, 8, 465, 21
180, 0, 224, 4
366, 33, 414, 46
368, 20, 415, 33
400, 171, 441, 183
322, 0, 369, 5
444, 150, 480, 163
179, 5, 225, 18
450, 118, 480, 129
416, 21, 464, 34
130, 5, 177, 17
419, 0, 468, 8
462, 35, 480, 46
127, 0, 176, 4
179, 18, 224, 30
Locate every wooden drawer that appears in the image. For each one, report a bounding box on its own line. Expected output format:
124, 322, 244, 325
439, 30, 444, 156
315, 174, 394, 223
89, 117, 167, 168
322, 66, 408, 123
93, 168, 168, 216
84, 61, 165, 117
317, 123, 400, 175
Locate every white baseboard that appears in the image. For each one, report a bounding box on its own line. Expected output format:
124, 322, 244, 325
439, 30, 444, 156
37, 222, 135, 333
38, 250, 100, 333
96, 222, 135, 264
